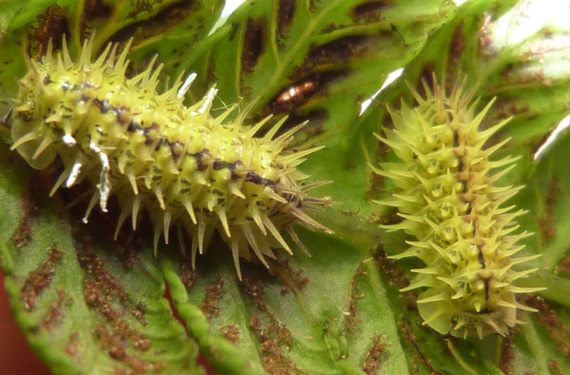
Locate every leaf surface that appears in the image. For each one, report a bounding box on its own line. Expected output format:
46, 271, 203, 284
1, 0, 570, 375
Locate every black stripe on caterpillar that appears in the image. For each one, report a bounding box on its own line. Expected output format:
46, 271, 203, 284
371, 75, 545, 338
5, 37, 332, 279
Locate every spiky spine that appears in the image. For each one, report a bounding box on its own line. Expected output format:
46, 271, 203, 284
372, 76, 544, 338
9, 38, 331, 278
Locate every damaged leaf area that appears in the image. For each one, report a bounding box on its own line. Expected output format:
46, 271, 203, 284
182, 0, 456, 211
364, 0, 570, 373
0, 0, 225, 108
0, 150, 201, 375
161, 231, 411, 375
1, 0, 570, 375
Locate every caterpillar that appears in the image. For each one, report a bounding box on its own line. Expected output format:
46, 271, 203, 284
371, 75, 544, 338
4, 37, 332, 278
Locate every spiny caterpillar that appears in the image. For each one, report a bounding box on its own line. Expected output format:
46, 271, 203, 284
5, 37, 332, 278
371, 75, 544, 338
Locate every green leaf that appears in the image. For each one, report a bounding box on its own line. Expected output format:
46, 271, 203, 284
362, 0, 570, 373
0, 0, 225, 113
0, 147, 202, 375
2, 0, 570, 374
182, 0, 457, 212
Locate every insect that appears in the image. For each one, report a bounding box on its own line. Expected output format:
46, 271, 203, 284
371, 74, 545, 338
5, 36, 332, 278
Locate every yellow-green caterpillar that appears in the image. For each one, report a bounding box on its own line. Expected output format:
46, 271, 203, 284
372, 75, 544, 338
5, 37, 331, 278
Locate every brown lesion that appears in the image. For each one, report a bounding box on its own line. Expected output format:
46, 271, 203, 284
65, 333, 81, 358
277, 0, 296, 39
79, 249, 147, 324
242, 18, 267, 74
220, 325, 240, 343
200, 277, 225, 319
179, 263, 197, 288
82, 0, 113, 25
248, 317, 300, 375
498, 336, 515, 375
523, 295, 570, 356
351, 1, 391, 23
494, 96, 530, 119
373, 244, 410, 291
241, 272, 297, 369
13, 180, 42, 249
537, 177, 562, 242
307, 35, 371, 66
31, 5, 70, 57
242, 275, 267, 311
77, 247, 167, 372
94, 325, 164, 375
362, 335, 387, 375
557, 254, 570, 276
42, 289, 67, 331
104, 0, 208, 48
345, 264, 368, 329
447, 23, 465, 80
21, 243, 64, 311
266, 257, 309, 295
398, 318, 440, 375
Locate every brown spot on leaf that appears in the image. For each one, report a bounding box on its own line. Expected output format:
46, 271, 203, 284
307, 35, 371, 66
399, 318, 440, 374
373, 245, 409, 290
549, 361, 564, 375
93, 326, 164, 375
21, 244, 63, 311
180, 263, 197, 288
14, 182, 41, 249
111, 0, 207, 51
75, 244, 162, 372
248, 317, 299, 375
220, 325, 240, 343
537, 177, 562, 241
309, 0, 319, 12
200, 277, 225, 319
242, 275, 266, 311
127, 0, 153, 19
523, 295, 570, 356
346, 265, 368, 329
494, 96, 530, 119
42, 289, 67, 331
499, 337, 514, 375
478, 15, 494, 57
33, 5, 69, 57
362, 335, 387, 375
82, 0, 113, 23
557, 254, 570, 276
78, 249, 146, 324
277, 0, 296, 39
448, 22, 465, 79
242, 18, 266, 74
352, 1, 390, 22
66, 333, 81, 358
273, 80, 318, 109
266, 258, 309, 294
